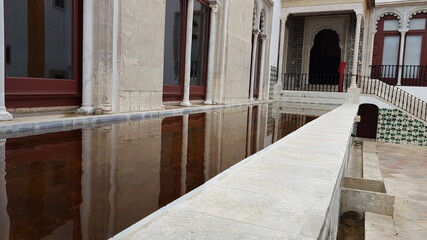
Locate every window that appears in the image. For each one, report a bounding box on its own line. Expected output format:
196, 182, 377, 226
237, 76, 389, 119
163, 0, 210, 101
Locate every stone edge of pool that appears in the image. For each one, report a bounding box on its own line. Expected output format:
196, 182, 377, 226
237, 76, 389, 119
0, 101, 273, 137
110, 103, 359, 240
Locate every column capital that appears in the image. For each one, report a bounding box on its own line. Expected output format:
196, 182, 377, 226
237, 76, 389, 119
399, 29, 409, 34
209, 2, 219, 13
252, 28, 260, 36
354, 10, 364, 18
259, 33, 267, 40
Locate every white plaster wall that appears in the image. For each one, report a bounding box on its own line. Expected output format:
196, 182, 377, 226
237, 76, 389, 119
396, 87, 427, 102
359, 95, 396, 109
270, 0, 281, 67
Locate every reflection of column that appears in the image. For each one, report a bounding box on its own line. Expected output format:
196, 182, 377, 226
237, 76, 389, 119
78, 0, 95, 114
203, 113, 211, 181
80, 129, 92, 240
273, 118, 279, 142
108, 127, 116, 236
180, 115, 189, 195
181, 0, 195, 107
249, 30, 260, 101
397, 30, 407, 86
0, 139, 9, 240
0, 1, 12, 121
256, 107, 262, 151
204, 3, 219, 105
258, 34, 267, 101
216, 111, 223, 173
246, 106, 253, 156
351, 13, 363, 88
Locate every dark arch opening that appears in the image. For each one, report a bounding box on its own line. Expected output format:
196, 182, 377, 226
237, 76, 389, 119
357, 104, 380, 139
309, 29, 341, 84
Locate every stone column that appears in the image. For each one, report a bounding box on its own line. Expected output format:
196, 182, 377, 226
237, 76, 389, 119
78, 0, 95, 114
181, 0, 195, 107
80, 128, 92, 240
0, 139, 9, 240
204, 3, 219, 105
397, 30, 408, 86
180, 115, 189, 195
277, 17, 287, 85
0, 1, 12, 121
258, 34, 267, 100
350, 13, 363, 88
249, 30, 260, 101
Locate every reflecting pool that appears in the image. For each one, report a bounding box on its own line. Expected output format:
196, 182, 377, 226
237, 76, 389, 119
0, 104, 317, 240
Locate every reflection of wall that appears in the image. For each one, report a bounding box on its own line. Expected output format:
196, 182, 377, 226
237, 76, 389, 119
115, 119, 162, 233
4, 1, 28, 76
219, 107, 249, 170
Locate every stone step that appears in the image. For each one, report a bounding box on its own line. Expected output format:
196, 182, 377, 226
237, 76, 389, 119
365, 212, 398, 240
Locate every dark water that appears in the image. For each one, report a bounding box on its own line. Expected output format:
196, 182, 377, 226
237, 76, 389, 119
0, 104, 317, 240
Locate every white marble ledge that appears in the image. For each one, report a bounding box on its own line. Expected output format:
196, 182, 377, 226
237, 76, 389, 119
0, 101, 273, 136
111, 103, 359, 240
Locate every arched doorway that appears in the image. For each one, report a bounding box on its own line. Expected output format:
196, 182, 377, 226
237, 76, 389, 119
357, 104, 379, 139
309, 29, 341, 84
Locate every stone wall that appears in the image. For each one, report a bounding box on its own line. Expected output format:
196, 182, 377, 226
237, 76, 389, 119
377, 109, 427, 146
117, 0, 165, 113
222, 0, 254, 104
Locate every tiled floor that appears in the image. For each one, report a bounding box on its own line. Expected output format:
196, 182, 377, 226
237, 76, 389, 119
376, 142, 427, 240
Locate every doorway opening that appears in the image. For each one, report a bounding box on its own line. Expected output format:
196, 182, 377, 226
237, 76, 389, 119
309, 29, 341, 84
357, 104, 379, 139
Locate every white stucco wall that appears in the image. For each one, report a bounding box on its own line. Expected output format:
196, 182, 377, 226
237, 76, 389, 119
396, 87, 427, 103
360, 95, 396, 109
269, 0, 281, 67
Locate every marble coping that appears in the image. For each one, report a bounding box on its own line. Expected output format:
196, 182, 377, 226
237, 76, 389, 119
111, 103, 359, 240
0, 101, 272, 138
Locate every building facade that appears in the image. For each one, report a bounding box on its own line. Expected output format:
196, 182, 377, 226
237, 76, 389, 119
0, 0, 279, 120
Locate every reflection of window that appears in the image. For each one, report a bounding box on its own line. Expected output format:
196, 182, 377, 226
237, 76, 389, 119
53, 0, 65, 11
6, 45, 11, 64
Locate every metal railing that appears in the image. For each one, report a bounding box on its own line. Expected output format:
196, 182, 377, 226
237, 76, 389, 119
360, 76, 427, 121
282, 73, 351, 92
370, 65, 427, 86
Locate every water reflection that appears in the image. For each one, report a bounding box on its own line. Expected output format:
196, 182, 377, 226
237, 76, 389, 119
0, 104, 317, 240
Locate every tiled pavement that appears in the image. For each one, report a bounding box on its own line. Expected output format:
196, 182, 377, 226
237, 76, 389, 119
376, 142, 427, 240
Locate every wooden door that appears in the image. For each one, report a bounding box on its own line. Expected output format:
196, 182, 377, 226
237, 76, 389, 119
357, 104, 379, 139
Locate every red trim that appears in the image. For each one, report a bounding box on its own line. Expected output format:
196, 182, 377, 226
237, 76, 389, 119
5, 0, 82, 108
372, 15, 401, 85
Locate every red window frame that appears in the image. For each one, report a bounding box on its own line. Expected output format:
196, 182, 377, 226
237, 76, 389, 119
163, 0, 210, 102
402, 13, 427, 86
372, 15, 401, 85
5, 0, 82, 108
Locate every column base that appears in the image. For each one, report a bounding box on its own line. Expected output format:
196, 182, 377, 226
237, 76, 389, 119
76, 106, 95, 114
204, 100, 213, 105
249, 98, 255, 102
347, 87, 361, 104
180, 101, 192, 107
0, 109, 13, 121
